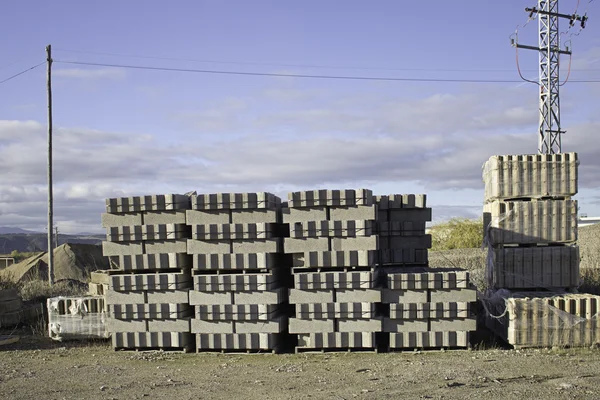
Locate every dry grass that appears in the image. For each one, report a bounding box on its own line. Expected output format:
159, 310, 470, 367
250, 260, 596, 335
19, 279, 86, 303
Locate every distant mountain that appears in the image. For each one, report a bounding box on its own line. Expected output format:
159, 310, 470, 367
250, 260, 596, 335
0, 233, 104, 253
0, 227, 38, 234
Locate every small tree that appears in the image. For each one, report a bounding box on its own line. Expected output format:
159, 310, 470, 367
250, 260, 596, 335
430, 218, 483, 251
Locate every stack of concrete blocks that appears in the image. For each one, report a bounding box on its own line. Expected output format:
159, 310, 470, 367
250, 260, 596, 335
102, 194, 194, 351
482, 153, 579, 290
186, 193, 288, 352
486, 292, 600, 348
284, 189, 382, 351
47, 296, 109, 341
375, 194, 432, 267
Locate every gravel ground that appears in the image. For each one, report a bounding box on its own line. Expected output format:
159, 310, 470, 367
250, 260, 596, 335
1, 335, 600, 400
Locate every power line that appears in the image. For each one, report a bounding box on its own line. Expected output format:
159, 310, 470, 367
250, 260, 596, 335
54, 60, 600, 83
0, 62, 45, 85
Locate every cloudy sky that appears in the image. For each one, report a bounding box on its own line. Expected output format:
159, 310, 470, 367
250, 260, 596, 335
1, 0, 600, 233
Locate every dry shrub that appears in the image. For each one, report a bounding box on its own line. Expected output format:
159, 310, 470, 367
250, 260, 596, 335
429, 248, 488, 291
19, 279, 86, 303
579, 268, 600, 295
430, 218, 483, 251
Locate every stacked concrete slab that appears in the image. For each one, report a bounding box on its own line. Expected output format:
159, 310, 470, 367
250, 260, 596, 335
483, 153, 579, 290
102, 194, 194, 351
187, 193, 288, 352
486, 291, 600, 348
285, 189, 381, 351
47, 296, 109, 341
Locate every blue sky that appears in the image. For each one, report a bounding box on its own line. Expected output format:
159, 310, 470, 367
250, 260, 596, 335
1, 0, 599, 233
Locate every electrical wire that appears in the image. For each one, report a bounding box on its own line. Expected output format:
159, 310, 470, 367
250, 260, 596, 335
513, 29, 540, 86
0, 62, 45, 85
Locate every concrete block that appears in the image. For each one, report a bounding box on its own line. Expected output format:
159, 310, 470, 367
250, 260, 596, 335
189, 291, 235, 306
292, 250, 377, 268
234, 289, 286, 305
107, 318, 148, 333
295, 302, 376, 319
430, 288, 477, 303
289, 289, 335, 304
101, 213, 142, 228
196, 333, 279, 350
144, 240, 188, 254
492, 245, 579, 289
90, 271, 110, 285
386, 268, 470, 290
112, 332, 192, 349
282, 207, 328, 223
234, 319, 286, 334
289, 318, 335, 333
187, 239, 231, 254
143, 210, 187, 224
47, 296, 108, 340
284, 238, 329, 253
186, 210, 231, 224
330, 236, 378, 251
110, 253, 191, 271
233, 239, 282, 254
430, 318, 476, 332
384, 235, 432, 250
484, 199, 577, 245
379, 248, 429, 265
288, 189, 373, 208
337, 318, 382, 332
102, 241, 144, 256
193, 253, 279, 270
231, 209, 279, 224
191, 192, 280, 210
147, 319, 190, 333
297, 332, 375, 349
106, 224, 190, 242
336, 289, 382, 303
382, 289, 428, 304
106, 290, 145, 305
191, 320, 234, 334
88, 282, 109, 296
294, 271, 375, 290
147, 290, 189, 304
375, 194, 427, 209
109, 304, 192, 319
103, 240, 187, 256
389, 331, 469, 349
388, 208, 432, 222
193, 274, 279, 292
389, 302, 471, 320
383, 318, 428, 333
329, 206, 376, 221
290, 220, 373, 238
483, 152, 578, 201
106, 194, 190, 213
377, 221, 427, 237
195, 304, 279, 320
191, 223, 277, 240
110, 272, 191, 291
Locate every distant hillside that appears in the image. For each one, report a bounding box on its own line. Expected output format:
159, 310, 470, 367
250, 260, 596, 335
0, 227, 36, 234
0, 233, 104, 253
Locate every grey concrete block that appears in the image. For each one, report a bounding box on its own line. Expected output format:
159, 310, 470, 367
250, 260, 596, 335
430, 289, 477, 303
289, 318, 335, 333
187, 239, 231, 254
106, 290, 145, 305
106, 194, 190, 213
389, 331, 469, 349
191, 223, 277, 240
147, 319, 191, 333
331, 236, 378, 251
282, 207, 328, 223
329, 206, 376, 221
375, 194, 427, 209
189, 291, 235, 306
110, 253, 191, 271
109, 304, 192, 319
294, 271, 375, 290
193, 253, 279, 270
147, 290, 189, 304
288, 189, 373, 208
297, 332, 375, 349
234, 289, 286, 305
195, 304, 279, 321
430, 318, 476, 332
292, 250, 377, 268
106, 224, 189, 242
337, 318, 382, 332
336, 289, 382, 303
101, 213, 142, 228
382, 289, 428, 304
383, 318, 428, 333
384, 235, 432, 250
386, 268, 470, 290
144, 240, 188, 254
289, 289, 335, 304
234, 319, 286, 334
484, 199, 577, 245
233, 239, 282, 254
377, 221, 427, 237
107, 318, 147, 333
191, 319, 234, 334
143, 210, 187, 225
295, 302, 375, 319
193, 274, 279, 292
110, 272, 191, 292
483, 152, 578, 201
186, 210, 231, 224
290, 220, 373, 238
284, 238, 329, 253
231, 209, 279, 224
389, 302, 471, 320
112, 332, 192, 349
90, 271, 110, 285
378, 248, 429, 265
191, 192, 280, 210
196, 333, 279, 350
102, 241, 144, 256
389, 208, 432, 222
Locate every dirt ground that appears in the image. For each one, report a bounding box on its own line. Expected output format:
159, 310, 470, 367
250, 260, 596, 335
1, 334, 600, 400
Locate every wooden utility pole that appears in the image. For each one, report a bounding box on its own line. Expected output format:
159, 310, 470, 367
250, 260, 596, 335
55, 226, 59, 249
47, 44, 54, 286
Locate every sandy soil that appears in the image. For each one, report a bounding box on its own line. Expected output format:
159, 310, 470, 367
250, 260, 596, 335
1, 334, 600, 400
